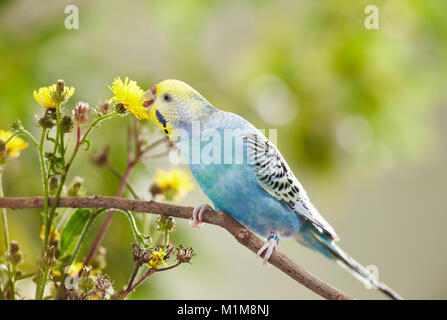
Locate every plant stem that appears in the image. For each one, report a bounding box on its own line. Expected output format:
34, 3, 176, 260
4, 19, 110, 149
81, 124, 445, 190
37, 111, 119, 299
39, 128, 49, 238
119, 269, 155, 300
0, 168, 14, 300
0, 169, 10, 255
120, 261, 183, 300
105, 163, 139, 199
55, 102, 65, 164
123, 263, 141, 297
163, 224, 169, 250
55, 210, 100, 299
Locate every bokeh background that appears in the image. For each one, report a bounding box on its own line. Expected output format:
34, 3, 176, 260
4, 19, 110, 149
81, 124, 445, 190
0, 0, 446, 299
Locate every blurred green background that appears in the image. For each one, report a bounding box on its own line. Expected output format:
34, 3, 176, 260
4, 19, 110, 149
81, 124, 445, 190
0, 0, 446, 299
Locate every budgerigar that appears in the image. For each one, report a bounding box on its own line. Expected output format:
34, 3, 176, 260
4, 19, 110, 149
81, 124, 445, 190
141, 79, 401, 299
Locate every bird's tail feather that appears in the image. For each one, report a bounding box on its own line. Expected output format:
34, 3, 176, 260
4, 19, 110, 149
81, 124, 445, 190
295, 225, 403, 300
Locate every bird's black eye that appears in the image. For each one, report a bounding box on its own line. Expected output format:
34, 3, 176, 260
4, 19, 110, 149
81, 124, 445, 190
163, 93, 172, 102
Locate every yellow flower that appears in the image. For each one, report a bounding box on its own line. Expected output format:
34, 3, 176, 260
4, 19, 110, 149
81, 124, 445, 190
146, 248, 168, 269
108, 77, 149, 120
51, 270, 62, 277
39, 225, 60, 242
154, 168, 195, 201
33, 83, 75, 108
0, 130, 29, 158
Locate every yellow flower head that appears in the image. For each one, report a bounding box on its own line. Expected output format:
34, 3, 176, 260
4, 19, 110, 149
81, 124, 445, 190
33, 83, 75, 108
154, 168, 195, 201
0, 130, 28, 159
39, 225, 60, 242
65, 262, 100, 277
146, 248, 168, 269
108, 77, 149, 120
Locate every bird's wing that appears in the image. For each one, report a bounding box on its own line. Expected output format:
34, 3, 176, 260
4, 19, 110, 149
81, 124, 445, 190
242, 132, 339, 241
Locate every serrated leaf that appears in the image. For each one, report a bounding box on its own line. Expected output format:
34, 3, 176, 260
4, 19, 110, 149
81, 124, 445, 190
60, 209, 90, 256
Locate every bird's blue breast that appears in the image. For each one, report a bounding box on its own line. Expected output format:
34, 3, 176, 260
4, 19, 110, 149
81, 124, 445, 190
189, 162, 301, 237
176, 111, 302, 238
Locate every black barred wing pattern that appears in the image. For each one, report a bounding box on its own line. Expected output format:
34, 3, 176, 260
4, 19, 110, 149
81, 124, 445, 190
242, 132, 339, 241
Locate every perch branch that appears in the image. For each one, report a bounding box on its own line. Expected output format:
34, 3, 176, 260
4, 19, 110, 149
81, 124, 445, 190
0, 196, 351, 300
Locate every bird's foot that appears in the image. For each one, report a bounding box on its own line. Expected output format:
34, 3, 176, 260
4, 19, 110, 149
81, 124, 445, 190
257, 233, 279, 265
189, 204, 214, 229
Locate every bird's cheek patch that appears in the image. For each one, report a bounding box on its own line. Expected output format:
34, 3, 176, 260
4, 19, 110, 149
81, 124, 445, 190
156, 110, 167, 128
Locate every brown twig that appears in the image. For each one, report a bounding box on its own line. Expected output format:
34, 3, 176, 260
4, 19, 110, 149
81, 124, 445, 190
0, 196, 353, 300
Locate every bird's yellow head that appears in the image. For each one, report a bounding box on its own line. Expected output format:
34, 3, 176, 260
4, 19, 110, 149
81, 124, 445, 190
141, 79, 216, 136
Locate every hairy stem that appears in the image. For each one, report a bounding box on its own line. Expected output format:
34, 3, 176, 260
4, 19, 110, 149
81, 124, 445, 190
55, 210, 101, 299
37, 111, 119, 299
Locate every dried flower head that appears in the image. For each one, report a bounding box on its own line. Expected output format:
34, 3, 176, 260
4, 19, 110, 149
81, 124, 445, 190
132, 243, 153, 266
95, 274, 112, 293
73, 102, 91, 124
176, 245, 196, 264
108, 77, 149, 120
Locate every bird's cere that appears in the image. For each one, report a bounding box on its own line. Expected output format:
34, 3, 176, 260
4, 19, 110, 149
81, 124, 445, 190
108, 77, 149, 120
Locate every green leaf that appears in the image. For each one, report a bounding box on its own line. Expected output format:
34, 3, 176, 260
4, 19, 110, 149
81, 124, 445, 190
82, 139, 92, 151
60, 209, 90, 256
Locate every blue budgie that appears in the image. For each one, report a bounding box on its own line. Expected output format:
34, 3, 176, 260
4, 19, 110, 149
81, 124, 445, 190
141, 79, 402, 300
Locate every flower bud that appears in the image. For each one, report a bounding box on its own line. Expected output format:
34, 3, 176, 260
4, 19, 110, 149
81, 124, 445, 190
156, 215, 176, 233
43, 245, 57, 268
98, 101, 111, 115
78, 266, 95, 293
8, 240, 23, 265
73, 102, 91, 124
51, 80, 65, 103
115, 103, 127, 115
49, 176, 59, 195
61, 115, 74, 133
10, 120, 23, 131
67, 176, 85, 197
38, 113, 55, 129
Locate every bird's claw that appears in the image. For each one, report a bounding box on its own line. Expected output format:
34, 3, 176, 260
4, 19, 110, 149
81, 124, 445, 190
257, 233, 279, 265
190, 204, 214, 229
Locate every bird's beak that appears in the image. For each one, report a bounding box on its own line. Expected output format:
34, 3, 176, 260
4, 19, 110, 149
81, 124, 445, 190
141, 85, 157, 112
